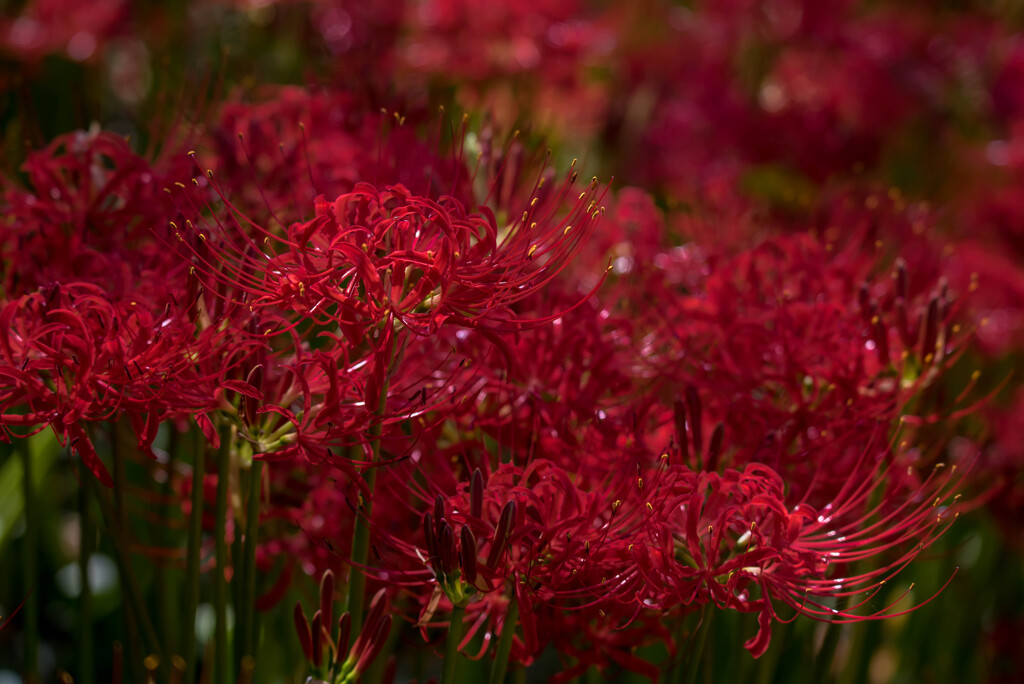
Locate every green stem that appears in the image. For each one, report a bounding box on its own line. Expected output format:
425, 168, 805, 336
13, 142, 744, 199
347, 331, 392, 632
487, 598, 519, 684
213, 436, 231, 684
814, 622, 843, 683
182, 429, 206, 684
20, 441, 39, 684
158, 428, 182, 669
110, 426, 157, 682
440, 605, 467, 684
683, 607, 713, 684
238, 460, 263, 663
78, 461, 95, 684
89, 466, 160, 679
346, 465, 376, 632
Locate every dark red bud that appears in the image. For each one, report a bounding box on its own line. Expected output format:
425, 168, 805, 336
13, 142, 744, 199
440, 522, 457, 575
354, 615, 392, 675
487, 500, 517, 569
311, 610, 323, 666
874, 316, 890, 367
335, 612, 351, 665
351, 589, 389, 661
423, 513, 441, 575
293, 602, 313, 662
707, 423, 725, 472
470, 468, 484, 520
460, 525, 478, 585
434, 494, 446, 534
319, 570, 335, 636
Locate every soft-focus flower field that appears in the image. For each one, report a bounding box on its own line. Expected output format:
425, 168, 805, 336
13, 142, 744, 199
1, 1, 1023, 682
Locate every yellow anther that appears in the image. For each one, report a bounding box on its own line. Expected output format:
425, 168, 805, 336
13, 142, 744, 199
563, 225, 572, 235
646, 502, 654, 511
528, 245, 538, 258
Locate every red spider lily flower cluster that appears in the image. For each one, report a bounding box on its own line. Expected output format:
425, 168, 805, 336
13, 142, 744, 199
294, 571, 393, 683
6, 1, 1024, 682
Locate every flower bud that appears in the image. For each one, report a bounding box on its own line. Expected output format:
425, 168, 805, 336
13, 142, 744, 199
440, 521, 457, 575
486, 499, 517, 569
460, 525, 478, 586
293, 602, 313, 662
470, 468, 484, 520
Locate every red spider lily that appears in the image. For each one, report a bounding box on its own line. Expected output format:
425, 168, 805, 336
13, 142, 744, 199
597, 438, 969, 658
624, 232, 974, 504
176, 162, 607, 342
0, 280, 229, 483
1, 129, 190, 296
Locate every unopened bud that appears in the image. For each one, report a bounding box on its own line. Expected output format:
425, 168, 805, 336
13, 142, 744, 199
470, 468, 484, 520
486, 500, 517, 568
460, 526, 478, 585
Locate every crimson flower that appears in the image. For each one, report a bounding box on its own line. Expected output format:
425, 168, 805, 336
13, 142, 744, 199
181, 168, 606, 342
